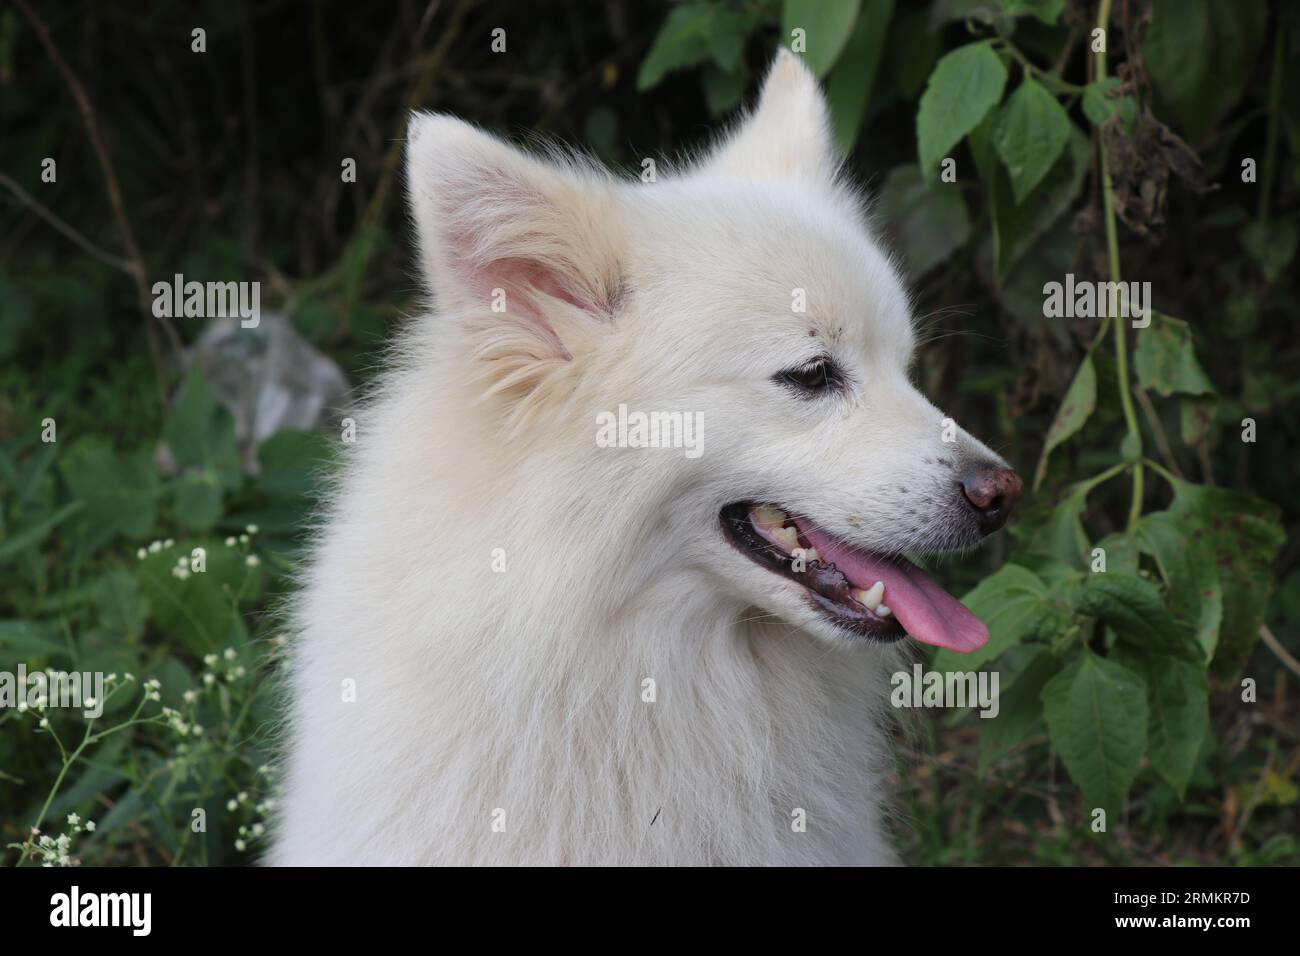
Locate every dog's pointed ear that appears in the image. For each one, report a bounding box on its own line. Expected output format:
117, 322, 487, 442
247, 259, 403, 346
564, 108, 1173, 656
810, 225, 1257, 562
705, 48, 839, 185
405, 113, 622, 362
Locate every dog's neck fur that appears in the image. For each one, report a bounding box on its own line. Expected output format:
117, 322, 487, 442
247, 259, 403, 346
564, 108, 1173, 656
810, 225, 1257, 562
273, 344, 904, 866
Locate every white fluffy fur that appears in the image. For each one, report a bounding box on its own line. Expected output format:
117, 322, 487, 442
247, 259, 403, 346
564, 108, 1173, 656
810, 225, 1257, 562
271, 50, 1000, 866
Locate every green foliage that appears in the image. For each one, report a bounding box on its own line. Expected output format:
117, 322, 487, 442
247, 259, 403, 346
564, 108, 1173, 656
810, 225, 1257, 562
917, 42, 1008, 182
636, 0, 1298, 857
1, 362, 335, 863
1041, 651, 1149, 816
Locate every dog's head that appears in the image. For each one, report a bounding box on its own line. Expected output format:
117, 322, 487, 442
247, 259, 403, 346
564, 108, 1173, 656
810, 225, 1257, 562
406, 50, 1022, 653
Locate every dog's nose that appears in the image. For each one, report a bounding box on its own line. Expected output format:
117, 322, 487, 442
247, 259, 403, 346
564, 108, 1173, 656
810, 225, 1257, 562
959, 464, 1024, 534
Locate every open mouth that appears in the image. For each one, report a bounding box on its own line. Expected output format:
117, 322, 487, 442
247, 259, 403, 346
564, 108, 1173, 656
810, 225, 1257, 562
720, 502, 989, 652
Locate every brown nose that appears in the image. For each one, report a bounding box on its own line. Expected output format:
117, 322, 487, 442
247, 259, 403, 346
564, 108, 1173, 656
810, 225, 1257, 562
959, 465, 1024, 534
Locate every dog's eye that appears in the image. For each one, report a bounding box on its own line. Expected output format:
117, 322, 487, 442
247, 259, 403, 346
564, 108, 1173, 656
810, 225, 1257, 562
775, 357, 842, 396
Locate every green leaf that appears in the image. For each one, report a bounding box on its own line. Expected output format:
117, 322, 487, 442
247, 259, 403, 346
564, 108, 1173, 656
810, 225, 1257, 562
137, 541, 260, 655
162, 371, 242, 490
1239, 219, 1298, 284
91, 569, 148, 641
827, 0, 893, 150
637, 4, 715, 91
875, 164, 970, 278
1076, 572, 1202, 662
993, 78, 1071, 203
1164, 478, 1285, 676
0, 619, 66, 660
172, 470, 224, 532
1137, 509, 1223, 659
256, 429, 337, 501
60, 438, 160, 546
0, 501, 82, 562
932, 564, 1070, 672
1041, 652, 1148, 814
1143, 0, 1265, 142
1180, 394, 1218, 446
1033, 354, 1095, 489
971, 119, 1089, 280
998, 0, 1065, 24
1010, 480, 1092, 568
1127, 655, 1208, 799
1092, 532, 1139, 576
1133, 312, 1215, 398
782, 0, 862, 78
1082, 77, 1121, 126
916, 41, 1007, 182
978, 647, 1058, 771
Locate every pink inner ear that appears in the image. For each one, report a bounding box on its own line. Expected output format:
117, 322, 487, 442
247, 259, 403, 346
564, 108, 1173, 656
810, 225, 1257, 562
441, 217, 595, 361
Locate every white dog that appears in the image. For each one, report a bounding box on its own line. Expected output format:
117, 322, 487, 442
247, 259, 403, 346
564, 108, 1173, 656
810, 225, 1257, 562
272, 50, 1022, 866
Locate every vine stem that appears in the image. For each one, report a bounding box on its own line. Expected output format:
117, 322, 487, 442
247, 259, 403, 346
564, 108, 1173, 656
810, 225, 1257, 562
1094, 0, 1144, 531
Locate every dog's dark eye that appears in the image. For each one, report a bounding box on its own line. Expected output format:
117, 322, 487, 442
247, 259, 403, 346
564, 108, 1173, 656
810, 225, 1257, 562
775, 357, 842, 396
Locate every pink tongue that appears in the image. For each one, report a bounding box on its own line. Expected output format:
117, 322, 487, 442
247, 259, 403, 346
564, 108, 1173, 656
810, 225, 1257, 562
802, 525, 989, 653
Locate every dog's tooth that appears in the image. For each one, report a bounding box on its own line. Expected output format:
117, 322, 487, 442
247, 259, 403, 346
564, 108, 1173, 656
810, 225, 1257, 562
752, 504, 788, 530
858, 581, 885, 610
771, 525, 799, 551
876, 604, 892, 618
803, 547, 820, 563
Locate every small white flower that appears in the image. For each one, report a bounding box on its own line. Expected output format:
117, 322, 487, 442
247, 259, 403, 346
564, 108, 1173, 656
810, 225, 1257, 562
235, 839, 246, 852
252, 823, 265, 837
183, 689, 198, 703
17, 701, 28, 713
85, 820, 96, 832
223, 648, 237, 661
38, 717, 49, 728
203, 674, 216, 687
203, 653, 219, 667
225, 536, 237, 547
239, 534, 249, 544
246, 524, 259, 535
83, 697, 96, 709
137, 548, 147, 560
245, 555, 260, 568
67, 813, 80, 827
163, 538, 175, 548
149, 540, 162, 553
227, 799, 238, 812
